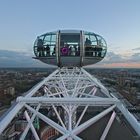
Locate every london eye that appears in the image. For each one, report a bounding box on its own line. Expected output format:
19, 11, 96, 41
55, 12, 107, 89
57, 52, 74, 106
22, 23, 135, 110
0, 30, 140, 140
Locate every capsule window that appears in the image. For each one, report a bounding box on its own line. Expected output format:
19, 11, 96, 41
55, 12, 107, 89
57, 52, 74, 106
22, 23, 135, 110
84, 33, 107, 58
96, 35, 107, 58
84, 34, 97, 57
60, 34, 80, 56
34, 34, 56, 57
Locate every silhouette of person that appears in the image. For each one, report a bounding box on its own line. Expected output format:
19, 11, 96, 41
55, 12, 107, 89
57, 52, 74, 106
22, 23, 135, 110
46, 44, 50, 56
98, 47, 102, 57
94, 47, 97, 57
37, 38, 44, 57
85, 38, 91, 46
85, 38, 92, 56
71, 46, 76, 56
52, 46, 56, 56
74, 45, 79, 56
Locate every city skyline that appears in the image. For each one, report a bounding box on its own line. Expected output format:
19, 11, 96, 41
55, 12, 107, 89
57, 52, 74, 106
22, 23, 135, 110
0, 0, 140, 68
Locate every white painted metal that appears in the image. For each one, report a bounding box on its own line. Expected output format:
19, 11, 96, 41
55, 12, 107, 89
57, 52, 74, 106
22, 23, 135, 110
20, 104, 41, 140
17, 97, 118, 106
0, 69, 59, 134
117, 103, 140, 136
0, 67, 140, 140
0, 103, 23, 134
75, 105, 88, 128
73, 105, 116, 135
100, 111, 116, 140
25, 104, 67, 135
58, 105, 116, 140
52, 105, 66, 129
24, 111, 40, 140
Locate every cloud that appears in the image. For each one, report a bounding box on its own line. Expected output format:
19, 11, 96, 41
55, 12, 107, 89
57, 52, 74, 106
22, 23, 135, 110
102, 51, 140, 64
0, 50, 51, 67
132, 47, 140, 51
99, 51, 126, 65
129, 53, 140, 62
91, 51, 140, 68
0, 50, 139, 68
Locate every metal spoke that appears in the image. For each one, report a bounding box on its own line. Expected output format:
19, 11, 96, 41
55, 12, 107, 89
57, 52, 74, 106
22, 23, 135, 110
20, 104, 41, 140
24, 111, 40, 140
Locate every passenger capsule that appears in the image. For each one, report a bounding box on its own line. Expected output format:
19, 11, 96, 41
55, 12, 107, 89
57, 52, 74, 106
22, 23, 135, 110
33, 30, 107, 67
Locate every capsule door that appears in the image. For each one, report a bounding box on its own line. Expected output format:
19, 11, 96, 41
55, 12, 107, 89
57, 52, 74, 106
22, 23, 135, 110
59, 32, 81, 67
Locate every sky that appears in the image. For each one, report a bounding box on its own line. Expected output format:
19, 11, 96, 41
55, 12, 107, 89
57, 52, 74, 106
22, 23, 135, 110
0, 0, 140, 68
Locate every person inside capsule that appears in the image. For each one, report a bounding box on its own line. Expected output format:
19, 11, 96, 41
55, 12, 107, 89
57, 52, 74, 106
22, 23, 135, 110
45, 44, 50, 56
84, 34, 106, 58
37, 38, 44, 57
96, 39, 103, 57
85, 37, 93, 57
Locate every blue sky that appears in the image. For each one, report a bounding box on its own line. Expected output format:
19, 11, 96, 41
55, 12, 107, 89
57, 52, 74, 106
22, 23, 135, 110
0, 0, 140, 67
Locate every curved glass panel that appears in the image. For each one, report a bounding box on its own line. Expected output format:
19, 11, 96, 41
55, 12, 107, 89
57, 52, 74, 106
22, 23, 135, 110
34, 33, 56, 57
84, 33, 98, 57
84, 32, 107, 58
96, 35, 107, 58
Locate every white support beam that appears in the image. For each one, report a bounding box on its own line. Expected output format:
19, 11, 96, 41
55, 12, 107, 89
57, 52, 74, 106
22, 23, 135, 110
81, 68, 110, 97
56, 133, 70, 140
1, 67, 140, 140
43, 84, 96, 98
25, 69, 59, 97
68, 107, 72, 131
24, 111, 40, 140
25, 104, 67, 134
100, 111, 116, 140
52, 105, 66, 130
0, 103, 23, 134
59, 105, 116, 140
0, 69, 59, 135
73, 105, 116, 135
74, 86, 98, 128
56, 133, 82, 140
75, 105, 88, 128
72, 71, 81, 97
43, 86, 52, 96
59, 71, 69, 97
17, 97, 118, 106
47, 91, 65, 97
20, 104, 41, 140
117, 103, 140, 136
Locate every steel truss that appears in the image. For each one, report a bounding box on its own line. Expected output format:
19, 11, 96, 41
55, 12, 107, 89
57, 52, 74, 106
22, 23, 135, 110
0, 67, 140, 140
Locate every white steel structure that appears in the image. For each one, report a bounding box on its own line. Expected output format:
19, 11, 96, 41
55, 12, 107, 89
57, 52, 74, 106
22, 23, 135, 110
0, 67, 140, 140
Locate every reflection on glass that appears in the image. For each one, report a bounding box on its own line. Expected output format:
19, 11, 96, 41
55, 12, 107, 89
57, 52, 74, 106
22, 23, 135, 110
34, 34, 56, 57
84, 33, 107, 58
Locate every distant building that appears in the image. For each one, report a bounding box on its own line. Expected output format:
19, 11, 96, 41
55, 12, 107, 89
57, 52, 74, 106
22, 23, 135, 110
5, 87, 15, 96
118, 70, 128, 87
